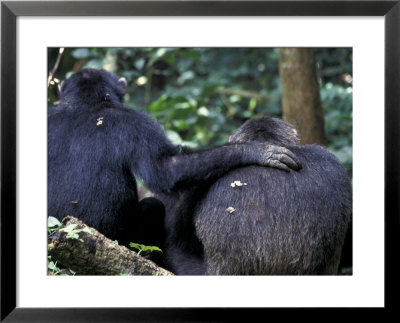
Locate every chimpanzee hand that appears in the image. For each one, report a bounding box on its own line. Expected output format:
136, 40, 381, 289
244, 143, 302, 172
264, 144, 302, 171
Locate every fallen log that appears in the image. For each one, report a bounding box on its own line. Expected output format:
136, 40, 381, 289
48, 216, 173, 276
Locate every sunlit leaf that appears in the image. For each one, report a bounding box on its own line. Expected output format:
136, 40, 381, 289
48, 216, 62, 228
165, 130, 183, 145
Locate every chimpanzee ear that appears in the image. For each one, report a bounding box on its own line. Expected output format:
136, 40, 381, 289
118, 77, 127, 94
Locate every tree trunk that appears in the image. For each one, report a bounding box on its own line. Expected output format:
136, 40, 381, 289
279, 48, 326, 145
48, 216, 173, 276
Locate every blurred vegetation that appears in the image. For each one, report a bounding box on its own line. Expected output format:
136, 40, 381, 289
48, 47, 352, 179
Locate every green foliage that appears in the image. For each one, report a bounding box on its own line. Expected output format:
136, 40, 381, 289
48, 216, 62, 228
47, 256, 61, 275
321, 83, 353, 177
48, 256, 76, 276
129, 242, 163, 255
48, 216, 62, 235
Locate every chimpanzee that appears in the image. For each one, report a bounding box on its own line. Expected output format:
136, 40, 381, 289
48, 69, 301, 252
163, 116, 352, 275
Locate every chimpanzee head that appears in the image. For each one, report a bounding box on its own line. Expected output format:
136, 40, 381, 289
59, 68, 127, 107
229, 116, 300, 146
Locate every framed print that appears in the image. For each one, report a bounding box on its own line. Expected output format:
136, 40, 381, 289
1, 0, 399, 321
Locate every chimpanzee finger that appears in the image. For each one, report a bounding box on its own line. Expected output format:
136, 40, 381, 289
274, 152, 302, 171
269, 146, 302, 170
268, 159, 291, 172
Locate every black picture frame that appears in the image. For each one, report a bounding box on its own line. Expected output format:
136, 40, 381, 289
1, 1, 399, 321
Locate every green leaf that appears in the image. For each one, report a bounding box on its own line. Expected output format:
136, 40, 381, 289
197, 106, 210, 117
141, 245, 162, 253
248, 98, 257, 112
48, 216, 61, 228
149, 95, 168, 113
165, 130, 183, 145
172, 120, 189, 131
48, 261, 57, 270
177, 71, 195, 85
129, 242, 162, 254
147, 48, 167, 67
129, 242, 145, 250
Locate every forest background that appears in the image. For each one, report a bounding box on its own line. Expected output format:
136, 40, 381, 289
48, 47, 353, 184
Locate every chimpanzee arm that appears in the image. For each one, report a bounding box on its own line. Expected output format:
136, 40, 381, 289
124, 110, 300, 194
150, 142, 300, 193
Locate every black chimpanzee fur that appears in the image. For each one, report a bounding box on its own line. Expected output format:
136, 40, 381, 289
163, 116, 352, 275
48, 69, 301, 251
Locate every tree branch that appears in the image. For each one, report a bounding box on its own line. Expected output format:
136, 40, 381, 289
48, 216, 173, 276
47, 47, 64, 87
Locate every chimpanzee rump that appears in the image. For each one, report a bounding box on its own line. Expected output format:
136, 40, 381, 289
165, 116, 352, 275
48, 69, 301, 249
